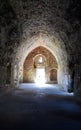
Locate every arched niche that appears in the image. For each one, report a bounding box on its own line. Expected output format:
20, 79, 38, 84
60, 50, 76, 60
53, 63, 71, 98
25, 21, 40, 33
49, 69, 57, 83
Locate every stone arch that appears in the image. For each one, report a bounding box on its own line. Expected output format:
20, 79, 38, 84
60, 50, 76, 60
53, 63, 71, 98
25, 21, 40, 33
11, 33, 69, 90
23, 46, 58, 83
33, 54, 46, 66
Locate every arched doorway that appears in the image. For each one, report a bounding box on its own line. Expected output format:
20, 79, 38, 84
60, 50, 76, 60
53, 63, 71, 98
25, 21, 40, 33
12, 33, 69, 90
23, 46, 58, 84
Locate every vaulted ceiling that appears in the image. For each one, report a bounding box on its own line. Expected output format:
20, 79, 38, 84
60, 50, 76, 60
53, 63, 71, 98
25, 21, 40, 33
0, 0, 81, 67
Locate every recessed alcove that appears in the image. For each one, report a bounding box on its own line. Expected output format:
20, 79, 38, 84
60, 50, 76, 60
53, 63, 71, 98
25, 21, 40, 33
50, 69, 57, 83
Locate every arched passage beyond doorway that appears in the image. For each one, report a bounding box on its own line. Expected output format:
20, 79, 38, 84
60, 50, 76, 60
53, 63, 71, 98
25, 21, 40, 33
23, 46, 58, 84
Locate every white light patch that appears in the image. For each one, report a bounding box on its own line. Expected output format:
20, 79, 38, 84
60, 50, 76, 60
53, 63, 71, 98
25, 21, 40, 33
39, 57, 43, 63
35, 68, 46, 86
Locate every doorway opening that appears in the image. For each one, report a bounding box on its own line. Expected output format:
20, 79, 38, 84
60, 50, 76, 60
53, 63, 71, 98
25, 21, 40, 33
35, 68, 46, 85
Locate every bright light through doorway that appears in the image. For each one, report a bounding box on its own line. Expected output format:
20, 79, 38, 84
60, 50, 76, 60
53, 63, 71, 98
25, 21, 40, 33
35, 68, 46, 86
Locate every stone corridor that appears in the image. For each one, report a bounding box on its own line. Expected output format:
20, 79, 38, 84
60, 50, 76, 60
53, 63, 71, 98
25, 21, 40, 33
0, 0, 81, 129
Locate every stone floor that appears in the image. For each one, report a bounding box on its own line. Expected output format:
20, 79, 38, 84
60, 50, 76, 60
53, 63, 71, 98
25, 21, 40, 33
0, 83, 81, 130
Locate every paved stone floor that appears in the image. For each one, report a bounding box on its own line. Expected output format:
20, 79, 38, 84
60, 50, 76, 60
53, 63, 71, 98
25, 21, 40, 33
0, 83, 81, 130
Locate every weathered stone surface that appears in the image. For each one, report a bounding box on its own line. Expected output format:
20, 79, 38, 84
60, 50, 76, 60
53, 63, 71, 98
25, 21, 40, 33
0, 0, 81, 95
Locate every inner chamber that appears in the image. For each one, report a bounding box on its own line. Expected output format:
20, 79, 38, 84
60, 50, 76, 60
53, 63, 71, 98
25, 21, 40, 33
23, 46, 58, 84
